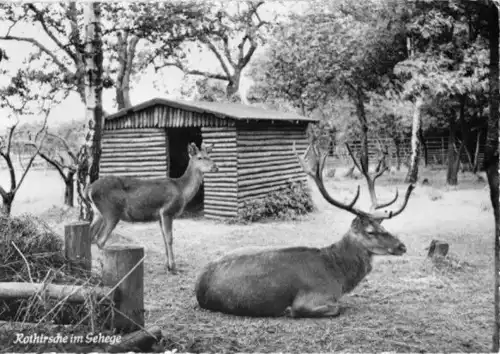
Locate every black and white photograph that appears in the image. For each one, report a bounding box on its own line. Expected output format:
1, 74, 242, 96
0, 0, 500, 352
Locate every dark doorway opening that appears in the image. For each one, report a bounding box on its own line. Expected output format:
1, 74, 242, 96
167, 127, 204, 216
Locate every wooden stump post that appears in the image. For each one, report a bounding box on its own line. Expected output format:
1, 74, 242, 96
64, 222, 92, 272
102, 244, 145, 334
427, 240, 449, 259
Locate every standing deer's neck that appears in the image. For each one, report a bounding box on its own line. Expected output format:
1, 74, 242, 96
321, 231, 373, 294
177, 159, 203, 202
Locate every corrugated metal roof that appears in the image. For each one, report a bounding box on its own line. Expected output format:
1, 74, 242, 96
105, 98, 318, 123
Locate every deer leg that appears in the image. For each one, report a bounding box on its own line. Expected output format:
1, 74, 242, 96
90, 213, 105, 243
160, 213, 175, 273
289, 292, 341, 318
159, 218, 169, 269
96, 216, 120, 249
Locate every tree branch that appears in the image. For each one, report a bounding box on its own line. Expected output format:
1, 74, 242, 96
0, 185, 7, 200
27, 144, 68, 181
186, 69, 228, 81
156, 61, 228, 81
67, 2, 84, 65
239, 39, 257, 69
6, 122, 18, 158
0, 36, 73, 77
204, 39, 233, 78
0, 150, 16, 193
14, 111, 50, 195
46, 133, 78, 163
27, 3, 78, 64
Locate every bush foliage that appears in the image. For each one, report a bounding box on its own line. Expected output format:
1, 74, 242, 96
238, 181, 315, 223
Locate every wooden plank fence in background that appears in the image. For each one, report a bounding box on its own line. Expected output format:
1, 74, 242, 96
333, 136, 485, 168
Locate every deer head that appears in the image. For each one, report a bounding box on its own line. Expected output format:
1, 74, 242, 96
188, 142, 218, 173
293, 142, 415, 256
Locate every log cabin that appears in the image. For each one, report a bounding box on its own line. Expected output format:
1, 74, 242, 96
100, 98, 318, 219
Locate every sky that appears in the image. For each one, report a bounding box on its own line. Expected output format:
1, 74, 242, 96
0, 1, 309, 132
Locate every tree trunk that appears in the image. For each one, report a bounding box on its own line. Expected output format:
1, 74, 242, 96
459, 96, 474, 171
116, 32, 138, 110
354, 89, 369, 174
64, 172, 75, 207
226, 74, 240, 101
485, 2, 500, 352
418, 128, 428, 167
447, 98, 465, 185
393, 138, 402, 171
405, 97, 423, 184
473, 130, 482, 173
1, 193, 13, 216
446, 114, 458, 185
80, 2, 104, 221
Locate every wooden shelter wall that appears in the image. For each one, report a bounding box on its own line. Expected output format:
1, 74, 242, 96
100, 128, 169, 179
201, 126, 238, 219
236, 123, 309, 209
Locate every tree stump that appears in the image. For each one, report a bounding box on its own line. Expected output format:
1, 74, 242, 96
427, 240, 449, 259
102, 245, 145, 333
64, 222, 92, 273
106, 326, 162, 353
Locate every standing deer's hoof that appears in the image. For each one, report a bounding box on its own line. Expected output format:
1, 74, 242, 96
166, 264, 177, 274
282, 307, 293, 318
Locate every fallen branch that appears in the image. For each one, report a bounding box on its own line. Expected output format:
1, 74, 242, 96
106, 326, 163, 353
0, 282, 116, 304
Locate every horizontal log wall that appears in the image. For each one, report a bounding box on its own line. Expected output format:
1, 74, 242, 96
201, 126, 238, 219
105, 105, 235, 130
236, 123, 309, 211
100, 128, 168, 179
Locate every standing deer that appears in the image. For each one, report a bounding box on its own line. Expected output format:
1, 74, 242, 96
85, 142, 218, 272
195, 142, 414, 317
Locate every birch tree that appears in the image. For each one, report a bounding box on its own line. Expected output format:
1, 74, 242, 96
77, 2, 104, 220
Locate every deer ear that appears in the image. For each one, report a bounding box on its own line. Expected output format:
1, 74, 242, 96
203, 143, 213, 153
187, 142, 198, 157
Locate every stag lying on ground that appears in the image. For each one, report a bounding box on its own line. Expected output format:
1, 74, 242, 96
195, 142, 414, 317
85, 142, 218, 273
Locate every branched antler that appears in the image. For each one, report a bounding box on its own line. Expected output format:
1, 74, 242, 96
294, 142, 415, 220
345, 142, 398, 212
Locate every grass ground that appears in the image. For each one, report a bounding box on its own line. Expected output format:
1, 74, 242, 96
0, 164, 494, 352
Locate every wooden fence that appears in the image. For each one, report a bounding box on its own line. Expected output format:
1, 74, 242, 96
334, 136, 485, 168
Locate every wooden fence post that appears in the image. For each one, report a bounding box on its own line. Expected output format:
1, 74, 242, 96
102, 244, 145, 334
64, 222, 92, 272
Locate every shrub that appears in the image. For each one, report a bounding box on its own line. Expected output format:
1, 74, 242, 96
238, 181, 315, 223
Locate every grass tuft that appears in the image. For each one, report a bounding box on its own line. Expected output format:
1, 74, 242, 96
0, 214, 116, 353
424, 253, 476, 275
